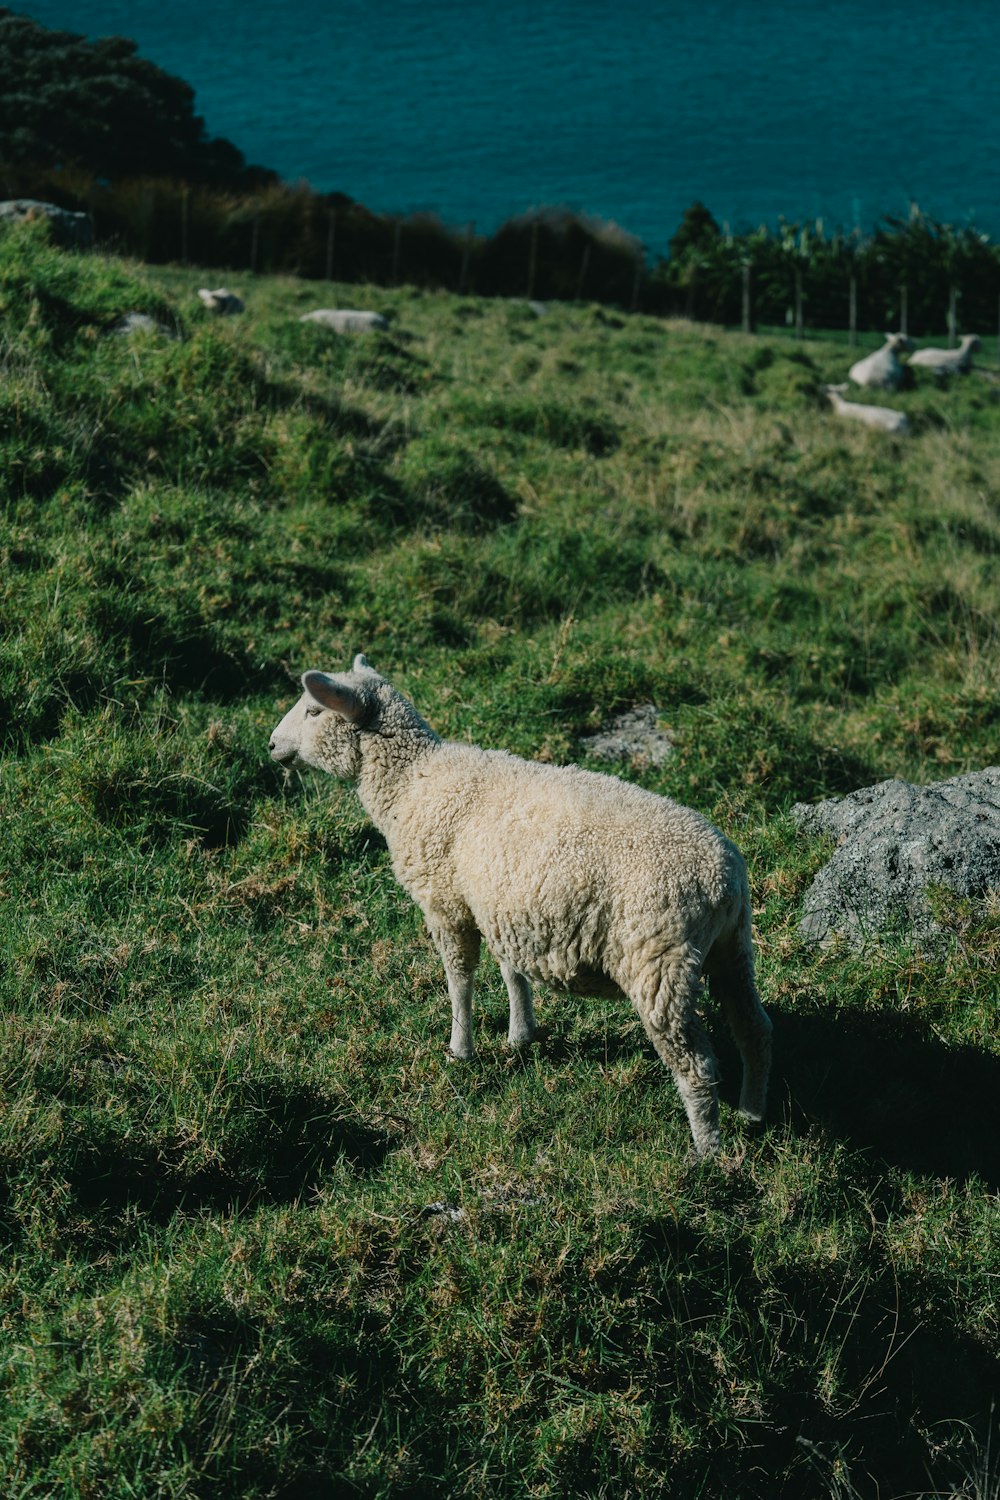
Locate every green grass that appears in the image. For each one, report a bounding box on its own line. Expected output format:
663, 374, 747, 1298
1, 220, 999, 1498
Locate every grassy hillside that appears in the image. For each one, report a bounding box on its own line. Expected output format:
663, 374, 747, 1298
1, 222, 998, 1498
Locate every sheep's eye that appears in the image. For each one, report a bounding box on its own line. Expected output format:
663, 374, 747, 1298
305, 706, 322, 717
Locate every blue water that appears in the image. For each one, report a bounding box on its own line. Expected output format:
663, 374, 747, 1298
17, 0, 1000, 252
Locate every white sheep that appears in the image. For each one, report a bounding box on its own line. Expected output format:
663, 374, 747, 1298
300, 309, 388, 333
823, 384, 910, 435
848, 332, 912, 391
269, 656, 773, 1157
907, 333, 980, 377
198, 287, 244, 315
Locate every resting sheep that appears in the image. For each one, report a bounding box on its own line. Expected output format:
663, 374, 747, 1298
907, 333, 980, 377
269, 656, 772, 1157
823, 384, 909, 434
300, 308, 388, 333
848, 332, 912, 391
198, 287, 244, 315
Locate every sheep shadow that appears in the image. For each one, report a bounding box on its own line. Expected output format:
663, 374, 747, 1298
465, 988, 999, 1186
735, 1002, 1000, 1187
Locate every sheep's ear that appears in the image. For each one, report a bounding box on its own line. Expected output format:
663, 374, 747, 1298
302, 671, 367, 724
353, 652, 376, 674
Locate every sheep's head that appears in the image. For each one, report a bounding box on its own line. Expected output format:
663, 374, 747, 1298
268, 654, 378, 778
885, 331, 913, 354
268, 654, 439, 780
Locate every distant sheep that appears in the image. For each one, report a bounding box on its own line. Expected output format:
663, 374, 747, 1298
848, 332, 912, 391
300, 308, 388, 333
198, 287, 244, 315
269, 656, 772, 1157
908, 333, 980, 377
823, 384, 909, 434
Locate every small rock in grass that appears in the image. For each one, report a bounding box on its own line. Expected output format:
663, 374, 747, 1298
580, 705, 673, 768
111, 311, 177, 338
419, 1201, 466, 1222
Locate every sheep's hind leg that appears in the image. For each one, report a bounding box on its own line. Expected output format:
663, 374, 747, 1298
428, 923, 481, 1061
705, 936, 772, 1125
630, 947, 721, 1157
500, 961, 536, 1048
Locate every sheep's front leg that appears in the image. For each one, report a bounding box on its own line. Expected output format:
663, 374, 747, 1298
500, 961, 536, 1048
427, 922, 481, 1060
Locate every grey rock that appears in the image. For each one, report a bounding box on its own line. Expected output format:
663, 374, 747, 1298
0, 198, 94, 247
580, 704, 673, 768
419, 1201, 466, 1223
111, 312, 177, 339
792, 767, 1000, 947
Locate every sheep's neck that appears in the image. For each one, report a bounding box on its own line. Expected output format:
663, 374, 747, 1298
356, 730, 439, 829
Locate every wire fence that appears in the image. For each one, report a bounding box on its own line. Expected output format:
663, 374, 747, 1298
8, 164, 1000, 347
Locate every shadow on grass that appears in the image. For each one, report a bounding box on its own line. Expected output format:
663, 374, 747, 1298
474, 999, 648, 1068
153, 1295, 463, 1500
752, 1003, 1000, 1187
612, 1212, 999, 1500
63, 1079, 399, 1223
474, 990, 998, 1186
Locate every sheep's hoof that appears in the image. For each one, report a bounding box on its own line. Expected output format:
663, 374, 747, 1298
688, 1130, 722, 1160
446, 1045, 474, 1063
737, 1106, 766, 1127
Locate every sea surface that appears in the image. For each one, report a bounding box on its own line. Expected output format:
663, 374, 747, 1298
17, 0, 1000, 253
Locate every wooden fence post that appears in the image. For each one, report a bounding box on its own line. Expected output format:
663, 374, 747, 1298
180, 185, 189, 266
86, 179, 100, 248
459, 221, 473, 294
742, 262, 752, 334
899, 284, 908, 336
686, 264, 698, 320
140, 186, 153, 262
527, 220, 539, 300
392, 219, 402, 285
576, 243, 590, 301
794, 267, 804, 339
630, 250, 643, 312
849, 274, 857, 346
948, 286, 959, 345
250, 213, 260, 274
325, 207, 336, 282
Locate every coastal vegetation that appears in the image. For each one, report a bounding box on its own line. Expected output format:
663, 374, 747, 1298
1, 221, 998, 1496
